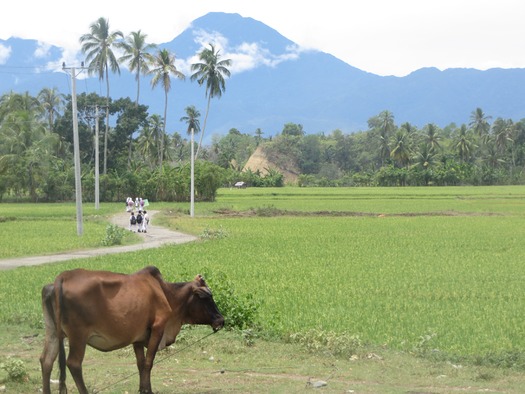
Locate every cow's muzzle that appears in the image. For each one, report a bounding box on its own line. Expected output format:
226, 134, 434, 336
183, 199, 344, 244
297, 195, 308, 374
212, 316, 225, 332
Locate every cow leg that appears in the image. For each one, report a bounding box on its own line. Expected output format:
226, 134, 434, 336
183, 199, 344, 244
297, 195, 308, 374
40, 284, 67, 394
133, 343, 153, 394
40, 333, 58, 394
65, 336, 89, 394
135, 324, 165, 394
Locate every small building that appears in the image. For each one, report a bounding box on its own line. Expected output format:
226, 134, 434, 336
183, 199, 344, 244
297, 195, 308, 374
234, 181, 247, 188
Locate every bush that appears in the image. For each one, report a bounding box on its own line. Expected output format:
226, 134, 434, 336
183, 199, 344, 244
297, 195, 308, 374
101, 224, 126, 246
204, 271, 260, 331
1, 358, 28, 382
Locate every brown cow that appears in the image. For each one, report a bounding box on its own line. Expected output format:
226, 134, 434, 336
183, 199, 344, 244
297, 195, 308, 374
40, 266, 224, 394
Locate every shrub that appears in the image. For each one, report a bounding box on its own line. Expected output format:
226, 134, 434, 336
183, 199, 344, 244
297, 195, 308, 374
1, 357, 28, 382
101, 224, 126, 246
204, 271, 260, 331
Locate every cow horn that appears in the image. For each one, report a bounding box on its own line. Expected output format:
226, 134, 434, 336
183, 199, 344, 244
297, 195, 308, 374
194, 274, 206, 286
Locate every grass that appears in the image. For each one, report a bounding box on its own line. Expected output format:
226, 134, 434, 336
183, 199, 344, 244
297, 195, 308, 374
1, 186, 525, 392
2, 325, 525, 394
0, 203, 135, 258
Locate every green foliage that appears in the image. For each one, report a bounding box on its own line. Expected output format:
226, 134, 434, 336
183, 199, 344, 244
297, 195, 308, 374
1, 358, 28, 382
203, 271, 260, 331
101, 223, 126, 246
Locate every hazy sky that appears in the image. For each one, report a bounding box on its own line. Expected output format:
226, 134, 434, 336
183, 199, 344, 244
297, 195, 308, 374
1, 0, 523, 77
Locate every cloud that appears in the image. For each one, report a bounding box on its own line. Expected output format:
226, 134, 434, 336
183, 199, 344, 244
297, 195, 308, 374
34, 41, 51, 58
179, 28, 301, 75
0, 43, 11, 64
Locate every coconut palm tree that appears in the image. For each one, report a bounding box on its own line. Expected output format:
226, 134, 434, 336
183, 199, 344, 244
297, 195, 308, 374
79, 17, 123, 175
390, 129, 412, 168
423, 123, 441, 153
118, 30, 156, 106
469, 107, 492, 142
136, 122, 156, 169
149, 48, 185, 169
190, 43, 231, 159
118, 30, 156, 166
180, 105, 201, 136
453, 124, 476, 162
37, 87, 65, 132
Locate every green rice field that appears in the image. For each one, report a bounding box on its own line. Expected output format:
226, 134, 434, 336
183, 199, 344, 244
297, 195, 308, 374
1, 186, 525, 366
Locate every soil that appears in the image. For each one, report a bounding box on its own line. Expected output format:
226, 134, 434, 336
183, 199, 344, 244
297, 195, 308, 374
0, 210, 197, 270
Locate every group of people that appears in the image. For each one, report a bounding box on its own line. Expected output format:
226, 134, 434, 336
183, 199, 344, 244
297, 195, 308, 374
126, 197, 150, 233
126, 197, 147, 212
129, 209, 149, 233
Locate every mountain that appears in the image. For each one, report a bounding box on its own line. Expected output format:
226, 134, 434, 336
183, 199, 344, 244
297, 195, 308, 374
1, 12, 525, 142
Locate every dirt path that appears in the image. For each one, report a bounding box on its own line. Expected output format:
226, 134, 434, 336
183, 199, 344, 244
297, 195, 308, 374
0, 210, 197, 270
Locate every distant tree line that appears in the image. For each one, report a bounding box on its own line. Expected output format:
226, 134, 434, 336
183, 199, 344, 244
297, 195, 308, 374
1, 84, 524, 203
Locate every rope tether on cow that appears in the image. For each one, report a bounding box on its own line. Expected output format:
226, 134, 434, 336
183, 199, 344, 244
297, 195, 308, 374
93, 329, 220, 393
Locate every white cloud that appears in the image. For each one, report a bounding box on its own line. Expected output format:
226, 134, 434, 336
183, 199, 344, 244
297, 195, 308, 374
0, 43, 11, 64
179, 28, 302, 75
34, 41, 51, 58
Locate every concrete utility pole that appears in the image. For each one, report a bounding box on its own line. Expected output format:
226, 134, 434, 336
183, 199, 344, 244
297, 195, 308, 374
190, 127, 195, 218
94, 105, 100, 210
63, 63, 84, 235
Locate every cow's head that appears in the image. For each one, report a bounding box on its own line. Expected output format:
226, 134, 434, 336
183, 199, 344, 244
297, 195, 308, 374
188, 275, 224, 331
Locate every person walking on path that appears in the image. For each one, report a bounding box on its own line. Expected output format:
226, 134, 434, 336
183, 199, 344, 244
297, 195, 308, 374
136, 210, 144, 233
143, 210, 150, 233
129, 211, 137, 232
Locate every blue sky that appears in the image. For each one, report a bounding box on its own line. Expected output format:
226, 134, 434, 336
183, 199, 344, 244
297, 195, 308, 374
1, 0, 523, 77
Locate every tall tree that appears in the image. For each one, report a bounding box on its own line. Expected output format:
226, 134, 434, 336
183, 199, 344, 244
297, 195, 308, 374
469, 107, 492, 142
149, 48, 185, 169
118, 30, 156, 166
369, 110, 395, 166
118, 30, 156, 106
136, 118, 157, 169
390, 129, 412, 168
453, 124, 475, 162
79, 17, 123, 175
37, 88, 64, 132
190, 43, 231, 159
180, 105, 201, 137
423, 123, 441, 153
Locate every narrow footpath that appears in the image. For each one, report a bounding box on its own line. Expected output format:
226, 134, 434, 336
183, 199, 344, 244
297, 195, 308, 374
0, 210, 197, 270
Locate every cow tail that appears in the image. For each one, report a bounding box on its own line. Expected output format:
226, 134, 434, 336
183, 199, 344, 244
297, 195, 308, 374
55, 277, 67, 387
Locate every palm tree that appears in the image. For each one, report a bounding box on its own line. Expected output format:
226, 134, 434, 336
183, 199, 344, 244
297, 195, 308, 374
190, 43, 231, 158
469, 107, 492, 142
390, 129, 412, 168
370, 110, 395, 166
453, 124, 476, 162
37, 88, 64, 132
118, 30, 156, 106
136, 122, 156, 169
79, 17, 123, 175
180, 105, 201, 136
149, 48, 185, 169
423, 123, 441, 153
118, 30, 156, 165
493, 118, 514, 154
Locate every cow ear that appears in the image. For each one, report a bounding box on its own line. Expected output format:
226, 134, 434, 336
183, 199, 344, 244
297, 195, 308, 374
193, 286, 212, 298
